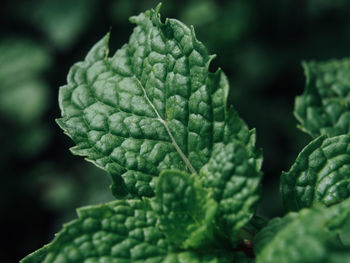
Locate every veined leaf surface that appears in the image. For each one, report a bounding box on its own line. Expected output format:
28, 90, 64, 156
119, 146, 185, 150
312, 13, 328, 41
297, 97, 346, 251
281, 134, 350, 211
200, 141, 262, 243
153, 170, 218, 249
21, 200, 241, 263
295, 59, 350, 138
256, 197, 350, 263
57, 5, 258, 198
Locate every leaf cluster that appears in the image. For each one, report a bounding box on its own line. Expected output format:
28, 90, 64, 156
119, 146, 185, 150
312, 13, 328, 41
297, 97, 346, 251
22, 4, 350, 263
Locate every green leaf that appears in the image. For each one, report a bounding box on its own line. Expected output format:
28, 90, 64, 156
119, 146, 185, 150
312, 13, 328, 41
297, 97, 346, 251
21, 200, 236, 263
243, 215, 268, 238
152, 170, 218, 249
200, 141, 262, 243
254, 213, 297, 255
256, 197, 350, 263
339, 216, 350, 246
281, 134, 350, 211
17, 0, 97, 49
57, 5, 257, 198
0, 38, 51, 125
295, 59, 350, 138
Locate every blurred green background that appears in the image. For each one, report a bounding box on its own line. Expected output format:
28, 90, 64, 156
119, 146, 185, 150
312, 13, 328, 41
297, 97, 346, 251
2, 0, 350, 261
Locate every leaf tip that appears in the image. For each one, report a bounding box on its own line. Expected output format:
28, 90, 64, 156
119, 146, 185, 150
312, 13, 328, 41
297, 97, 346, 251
155, 2, 163, 13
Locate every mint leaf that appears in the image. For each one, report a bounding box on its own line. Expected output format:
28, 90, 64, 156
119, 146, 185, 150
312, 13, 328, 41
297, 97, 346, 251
57, 5, 257, 198
243, 215, 268, 237
21, 200, 237, 263
281, 134, 350, 211
18, 0, 97, 49
22, 200, 170, 262
256, 197, 350, 263
200, 141, 262, 242
254, 213, 297, 255
339, 216, 350, 246
0, 38, 51, 125
295, 59, 350, 138
152, 170, 218, 249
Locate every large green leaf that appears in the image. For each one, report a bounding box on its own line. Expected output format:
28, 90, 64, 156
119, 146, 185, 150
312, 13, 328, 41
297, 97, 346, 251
200, 141, 262, 243
281, 134, 350, 211
57, 5, 258, 198
153, 170, 218, 249
21, 200, 238, 263
256, 197, 350, 263
295, 59, 350, 138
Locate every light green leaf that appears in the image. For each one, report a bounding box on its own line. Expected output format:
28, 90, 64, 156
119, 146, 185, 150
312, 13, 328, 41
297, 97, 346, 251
256, 197, 350, 263
21, 200, 236, 263
339, 216, 350, 246
281, 134, 350, 211
0, 38, 51, 124
295, 59, 350, 138
200, 141, 262, 243
152, 170, 218, 249
57, 5, 258, 198
18, 0, 97, 49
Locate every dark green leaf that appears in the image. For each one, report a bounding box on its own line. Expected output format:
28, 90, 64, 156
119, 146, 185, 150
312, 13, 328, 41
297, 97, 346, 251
281, 134, 350, 211
57, 5, 258, 198
295, 59, 350, 138
21, 200, 236, 263
256, 197, 350, 263
254, 213, 297, 255
200, 141, 262, 243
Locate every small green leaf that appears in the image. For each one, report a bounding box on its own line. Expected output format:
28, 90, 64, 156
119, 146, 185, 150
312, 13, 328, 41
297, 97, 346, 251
295, 59, 350, 138
281, 134, 350, 211
153, 170, 218, 249
0, 38, 51, 124
243, 215, 268, 238
256, 197, 350, 263
21, 200, 237, 263
17, 0, 97, 49
254, 213, 297, 255
57, 5, 258, 198
200, 141, 262, 243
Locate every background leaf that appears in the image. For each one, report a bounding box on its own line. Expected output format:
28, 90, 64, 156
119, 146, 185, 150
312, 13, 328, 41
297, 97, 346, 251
256, 197, 350, 263
281, 134, 350, 211
295, 58, 350, 138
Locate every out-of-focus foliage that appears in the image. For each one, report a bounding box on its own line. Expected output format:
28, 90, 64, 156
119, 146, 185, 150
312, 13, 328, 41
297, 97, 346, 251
0, 39, 51, 124
2, 0, 350, 262
0, 39, 52, 158
14, 0, 98, 50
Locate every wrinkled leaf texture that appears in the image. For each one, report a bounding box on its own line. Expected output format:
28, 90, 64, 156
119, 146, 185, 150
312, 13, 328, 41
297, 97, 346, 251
57, 4, 261, 199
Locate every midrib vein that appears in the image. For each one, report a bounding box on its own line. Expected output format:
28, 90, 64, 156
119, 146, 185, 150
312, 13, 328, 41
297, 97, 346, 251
135, 78, 197, 174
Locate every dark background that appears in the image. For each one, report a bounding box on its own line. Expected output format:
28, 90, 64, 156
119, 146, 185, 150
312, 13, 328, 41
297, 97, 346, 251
1, 0, 350, 261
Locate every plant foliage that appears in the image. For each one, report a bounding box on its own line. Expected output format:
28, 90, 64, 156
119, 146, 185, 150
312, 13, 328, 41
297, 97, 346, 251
22, 4, 350, 263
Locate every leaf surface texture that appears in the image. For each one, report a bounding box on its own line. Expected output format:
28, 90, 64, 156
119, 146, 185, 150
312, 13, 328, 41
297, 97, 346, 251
281, 134, 350, 211
21, 200, 241, 263
57, 6, 258, 198
153, 170, 218, 249
295, 59, 350, 138
256, 198, 350, 263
